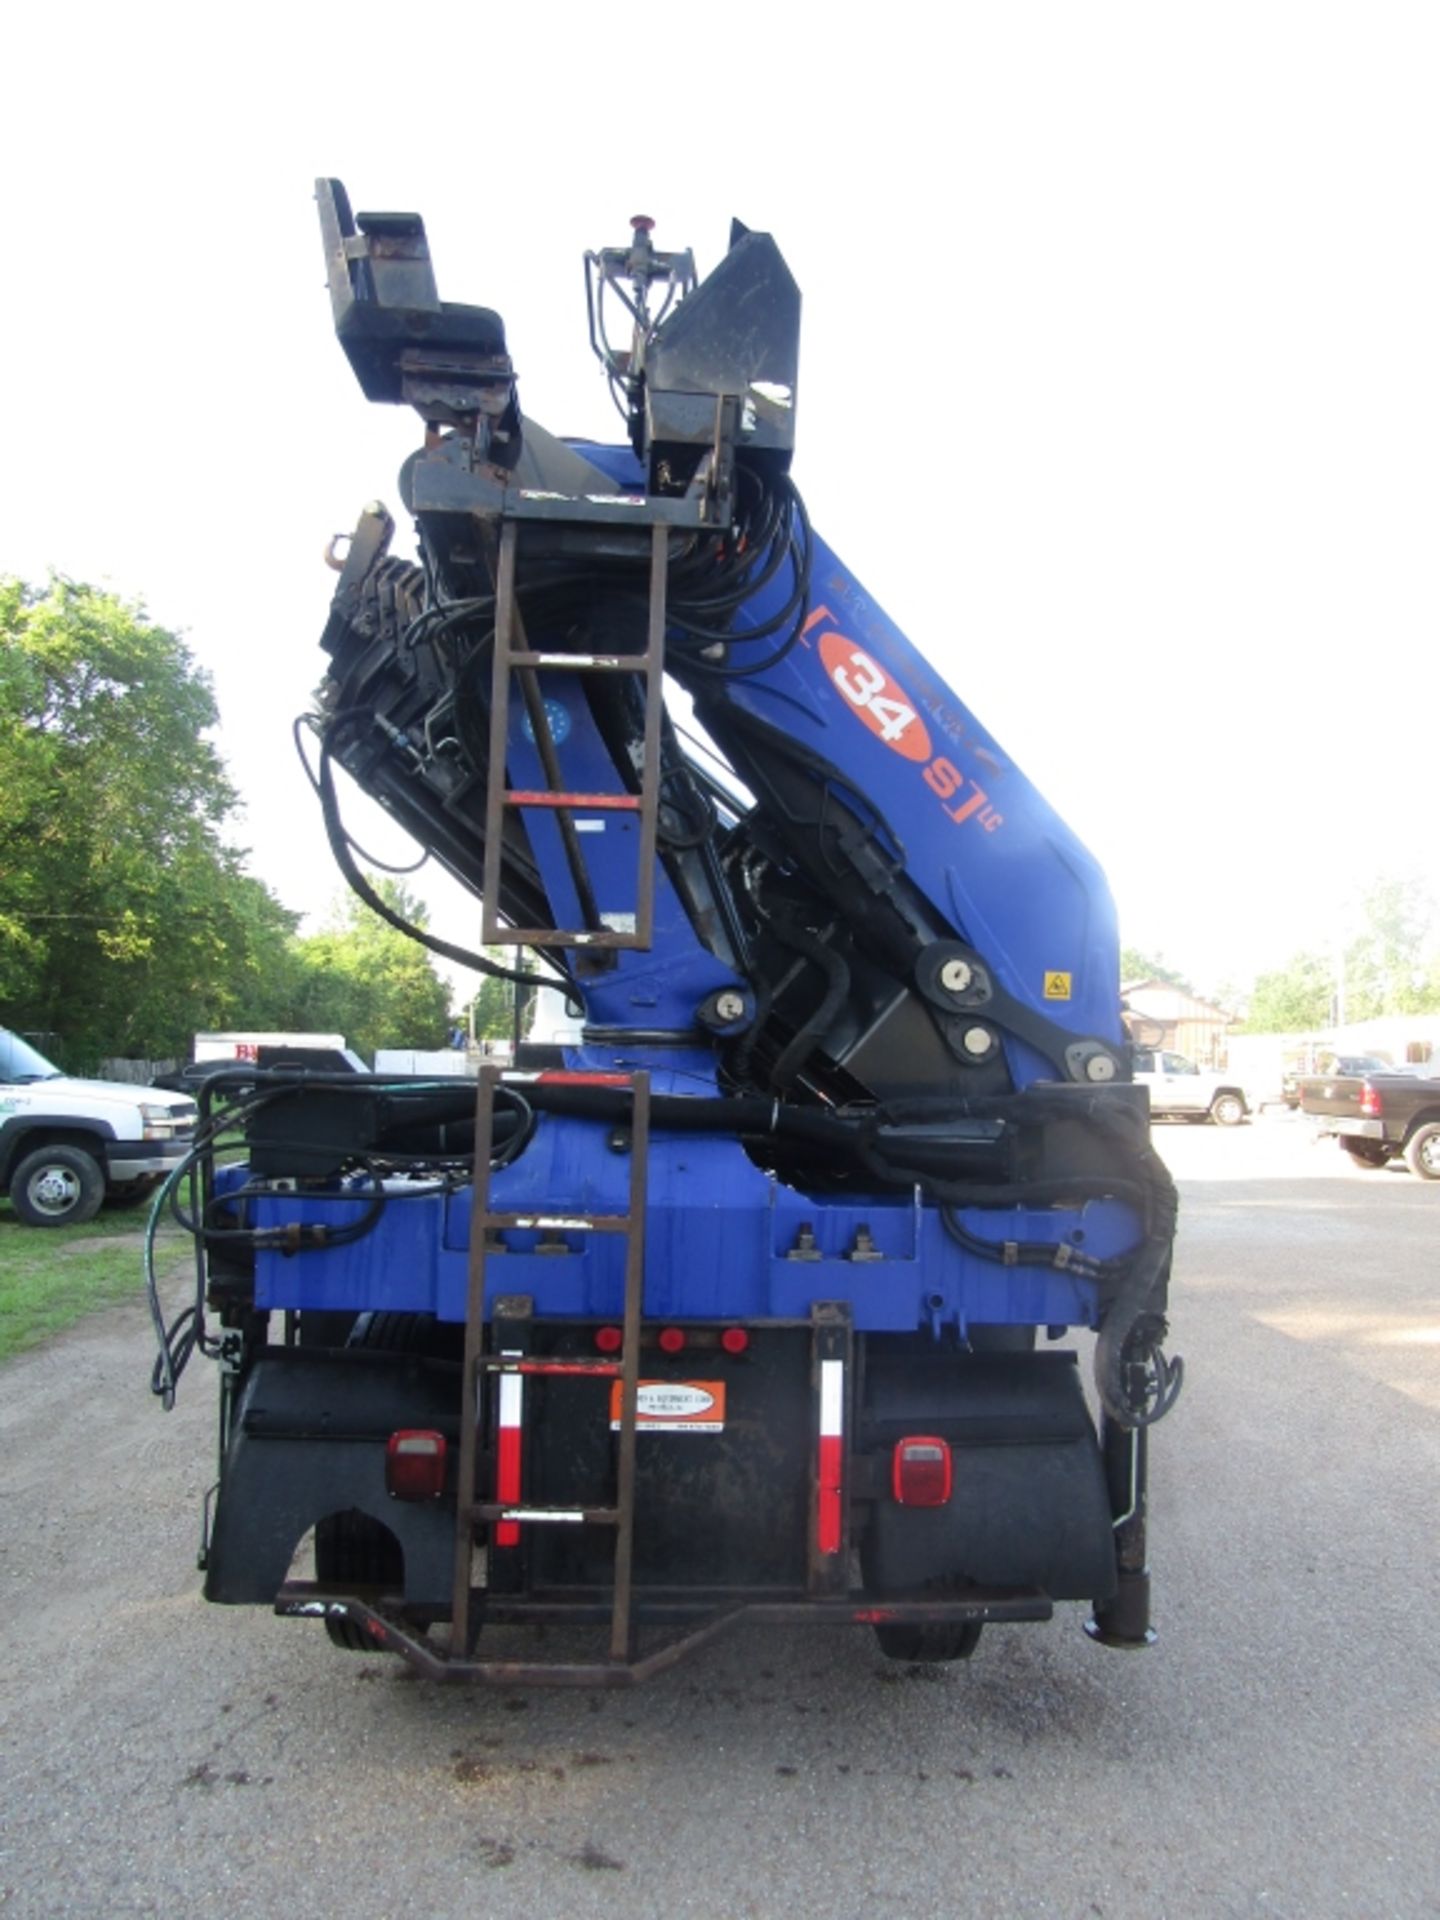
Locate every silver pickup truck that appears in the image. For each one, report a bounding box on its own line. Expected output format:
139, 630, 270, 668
1132, 1048, 1249, 1126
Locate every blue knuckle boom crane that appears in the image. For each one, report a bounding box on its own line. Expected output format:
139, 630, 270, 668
153, 182, 1181, 1681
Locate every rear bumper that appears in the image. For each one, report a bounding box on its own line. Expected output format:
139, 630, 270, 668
272, 1586, 1055, 1684
1334, 1118, 1386, 1142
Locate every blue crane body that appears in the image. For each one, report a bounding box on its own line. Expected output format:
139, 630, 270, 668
157, 185, 1181, 1681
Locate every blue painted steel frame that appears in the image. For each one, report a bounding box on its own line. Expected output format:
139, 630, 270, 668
250, 451, 1137, 1336
559, 445, 1123, 1082
241, 1115, 1138, 1336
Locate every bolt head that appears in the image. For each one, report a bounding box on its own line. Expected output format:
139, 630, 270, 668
1086, 1054, 1117, 1082
963, 1025, 993, 1055
714, 991, 746, 1023
940, 959, 974, 994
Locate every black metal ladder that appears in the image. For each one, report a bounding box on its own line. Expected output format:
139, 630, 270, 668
449, 1065, 651, 1666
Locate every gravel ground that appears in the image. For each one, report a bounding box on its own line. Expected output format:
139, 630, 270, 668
1, 1116, 1436, 1920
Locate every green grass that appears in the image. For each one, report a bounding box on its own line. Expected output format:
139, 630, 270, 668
0, 1200, 193, 1362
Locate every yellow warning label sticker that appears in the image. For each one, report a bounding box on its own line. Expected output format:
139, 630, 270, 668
1043, 971, 1073, 1001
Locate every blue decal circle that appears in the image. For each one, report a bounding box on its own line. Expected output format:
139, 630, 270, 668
521, 698, 571, 747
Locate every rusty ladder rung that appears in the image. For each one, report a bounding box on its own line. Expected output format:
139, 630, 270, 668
479, 1356, 623, 1379
474, 1505, 621, 1527
503, 791, 641, 811
482, 1211, 630, 1233
505, 651, 649, 673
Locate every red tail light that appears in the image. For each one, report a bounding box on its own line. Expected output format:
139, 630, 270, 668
720, 1327, 750, 1354
892, 1436, 953, 1507
385, 1430, 447, 1502
1360, 1084, 1383, 1117
657, 1326, 686, 1355
594, 1325, 624, 1353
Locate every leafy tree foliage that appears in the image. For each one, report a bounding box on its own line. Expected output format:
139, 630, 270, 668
0, 578, 454, 1069
1119, 948, 1194, 993
460, 953, 523, 1044
0, 577, 298, 1066
285, 879, 451, 1061
1239, 951, 1333, 1034
1236, 878, 1440, 1033
1338, 876, 1436, 1021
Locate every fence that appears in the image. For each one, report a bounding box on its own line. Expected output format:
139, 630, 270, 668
98, 1059, 180, 1085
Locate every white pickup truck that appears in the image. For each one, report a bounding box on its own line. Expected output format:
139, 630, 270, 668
1131, 1047, 1250, 1126
0, 1028, 197, 1225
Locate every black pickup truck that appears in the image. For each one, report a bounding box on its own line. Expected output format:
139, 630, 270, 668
1300, 1063, 1440, 1178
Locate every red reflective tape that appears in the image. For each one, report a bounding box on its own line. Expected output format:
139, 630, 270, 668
818, 1434, 844, 1555
535, 1072, 632, 1086
505, 791, 641, 810
495, 1370, 523, 1548
510, 1359, 622, 1377
817, 1357, 845, 1555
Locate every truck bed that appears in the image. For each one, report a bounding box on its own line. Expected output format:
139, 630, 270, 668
1300, 1069, 1440, 1179
1298, 1069, 1429, 1123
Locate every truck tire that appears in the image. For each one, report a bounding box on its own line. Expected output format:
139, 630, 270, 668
873, 1580, 984, 1664
968, 1325, 1038, 1354
1209, 1092, 1246, 1127
873, 1618, 983, 1663
1341, 1140, 1391, 1170
9, 1144, 105, 1227
298, 1310, 359, 1349
1404, 1123, 1440, 1181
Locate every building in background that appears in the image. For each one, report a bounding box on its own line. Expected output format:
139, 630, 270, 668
1121, 979, 1236, 1069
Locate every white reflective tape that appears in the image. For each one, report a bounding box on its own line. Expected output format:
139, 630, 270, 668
499, 1372, 523, 1428
819, 1358, 844, 1438
501, 1509, 585, 1524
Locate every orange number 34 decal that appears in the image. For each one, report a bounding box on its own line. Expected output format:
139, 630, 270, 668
807, 608, 1004, 836
818, 631, 934, 764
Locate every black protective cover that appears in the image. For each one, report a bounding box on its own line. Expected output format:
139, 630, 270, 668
204, 1349, 458, 1608
861, 1351, 1117, 1602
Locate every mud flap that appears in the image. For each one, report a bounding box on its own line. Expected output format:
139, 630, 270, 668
862, 1351, 1116, 1603
203, 1350, 457, 1608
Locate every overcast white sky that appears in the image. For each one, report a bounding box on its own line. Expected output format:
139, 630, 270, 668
3, 3, 1436, 1003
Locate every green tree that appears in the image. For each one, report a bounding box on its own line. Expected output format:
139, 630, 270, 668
1119, 947, 1194, 993
1338, 877, 1438, 1021
461, 951, 521, 1044
1239, 951, 1333, 1034
1239, 878, 1440, 1034
289, 877, 451, 1061
0, 576, 299, 1065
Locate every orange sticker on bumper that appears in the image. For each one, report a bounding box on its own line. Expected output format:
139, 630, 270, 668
609, 1379, 727, 1433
